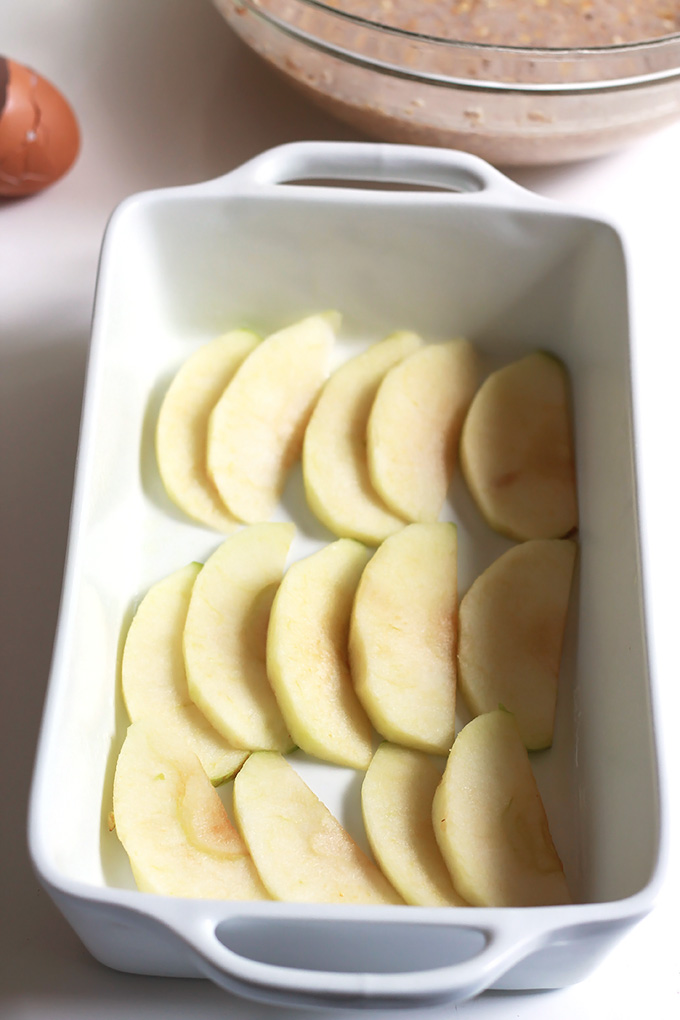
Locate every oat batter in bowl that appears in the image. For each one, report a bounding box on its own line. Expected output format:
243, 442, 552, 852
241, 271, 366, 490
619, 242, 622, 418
319, 0, 680, 48
217, 0, 680, 164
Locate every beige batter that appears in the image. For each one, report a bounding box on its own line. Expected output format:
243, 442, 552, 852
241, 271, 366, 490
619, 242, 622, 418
323, 0, 680, 48
221, 0, 680, 165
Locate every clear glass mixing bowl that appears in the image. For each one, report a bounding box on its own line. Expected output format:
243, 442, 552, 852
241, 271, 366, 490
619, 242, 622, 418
215, 0, 680, 166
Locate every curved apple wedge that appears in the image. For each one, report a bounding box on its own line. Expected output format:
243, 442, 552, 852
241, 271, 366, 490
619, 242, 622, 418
349, 522, 458, 755
233, 752, 403, 904
112, 721, 269, 899
266, 539, 374, 769
458, 539, 577, 750
121, 562, 248, 784
206, 312, 339, 523
302, 332, 422, 544
432, 710, 571, 907
460, 351, 578, 540
367, 338, 478, 523
183, 523, 295, 753
155, 330, 260, 532
362, 743, 467, 907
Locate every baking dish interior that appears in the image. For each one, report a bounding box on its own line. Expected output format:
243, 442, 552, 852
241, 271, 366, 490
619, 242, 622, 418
32, 179, 658, 914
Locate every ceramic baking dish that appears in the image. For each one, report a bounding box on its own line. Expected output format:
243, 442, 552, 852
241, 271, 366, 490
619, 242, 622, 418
28, 141, 666, 1011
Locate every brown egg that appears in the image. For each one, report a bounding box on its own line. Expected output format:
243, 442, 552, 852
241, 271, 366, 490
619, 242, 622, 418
0, 57, 80, 197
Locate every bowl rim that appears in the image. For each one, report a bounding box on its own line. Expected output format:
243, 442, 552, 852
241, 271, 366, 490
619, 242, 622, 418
264, 0, 680, 55
232, 0, 680, 92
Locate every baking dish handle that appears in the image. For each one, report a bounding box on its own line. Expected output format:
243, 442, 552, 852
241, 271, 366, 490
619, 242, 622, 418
206, 140, 537, 203
168, 909, 556, 1010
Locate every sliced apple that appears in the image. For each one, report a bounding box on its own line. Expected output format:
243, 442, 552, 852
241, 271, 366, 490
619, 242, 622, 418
367, 338, 478, 523
233, 751, 403, 904
432, 710, 570, 907
183, 523, 295, 753
460, 352, 578, 540
112, 720, 268, 899
266, 539, 374, 769
349, 522, 458, 755
362, 743, 467, 907
302, 332, 422, 544
121, 562, 248, 784
206, 312, 338, 523
458, 539, 577, 750
155, 330, 260, 532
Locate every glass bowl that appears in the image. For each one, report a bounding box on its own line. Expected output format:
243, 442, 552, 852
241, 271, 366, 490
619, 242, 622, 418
214, 0, 680, 166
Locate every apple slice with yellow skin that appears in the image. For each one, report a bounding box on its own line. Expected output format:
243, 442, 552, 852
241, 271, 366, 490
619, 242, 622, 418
183, 523, 295, 753
349, 522, 458, 755
206, 312, 338, 523
460, 352, 578, 541
233, 751, 403, 904
302, 332, 422, 545
458, 539, 577, 750
367, 338, 478, 523
155, 330, 260, 532
112, 720, 268, 899
266, 539, 374, 769
362, 743, 467, 907
432, 710, 570, 907
121, 562, 248, 784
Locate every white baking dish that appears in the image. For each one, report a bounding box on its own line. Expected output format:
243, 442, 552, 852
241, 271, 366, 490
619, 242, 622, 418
28, 141, 666, 1011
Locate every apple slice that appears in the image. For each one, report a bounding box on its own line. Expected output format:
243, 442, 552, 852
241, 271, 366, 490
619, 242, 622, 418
266, 539, 374, 769
367, 338, 478, 523
183, 523, 295, 753
432, 710, 570, 907
121, 562, 248, 784
206, 312, 338, 523
155, 330, 260, 532
458, 539, 577, 750
460, 352, 578, 540
349, 522, 458, 755
112, 720, 268, 899
233, 751, 403, 904
362, 743, 467, 907
302, 332, 422, 544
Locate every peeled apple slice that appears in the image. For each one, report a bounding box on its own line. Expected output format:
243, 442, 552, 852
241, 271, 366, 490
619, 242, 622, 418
183, 523, 295, 753
233, 751, 403, 904
367, 338, 478, 522
460, 352, 578, 540
112, 720, 268, 899
362, 743, 467, 907
432, 710, 571, 907
302, 332, 422, 545
155, 330, 260, 532
457, 539, 577, 750
266, 538, 374, 769
349, 522, 458, 755
206, 312, 338, 523
121, 562, 248, 784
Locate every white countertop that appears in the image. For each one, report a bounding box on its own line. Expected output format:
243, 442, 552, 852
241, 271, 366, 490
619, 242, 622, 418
1, 1, 679, 1017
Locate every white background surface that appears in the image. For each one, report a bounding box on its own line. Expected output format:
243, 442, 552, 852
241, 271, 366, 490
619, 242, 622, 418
1, 1, 679, 1016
